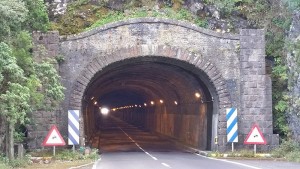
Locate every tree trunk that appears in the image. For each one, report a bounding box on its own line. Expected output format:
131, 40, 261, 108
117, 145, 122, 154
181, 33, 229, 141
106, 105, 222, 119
287, 10, 300, 142
8, 122, 14, 160
5, 122, 9, 158
0, 116, 7, 154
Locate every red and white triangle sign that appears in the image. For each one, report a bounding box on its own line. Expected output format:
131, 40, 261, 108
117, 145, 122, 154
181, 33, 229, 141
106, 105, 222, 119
42, 125, 66, 146
244, 124, 267, 145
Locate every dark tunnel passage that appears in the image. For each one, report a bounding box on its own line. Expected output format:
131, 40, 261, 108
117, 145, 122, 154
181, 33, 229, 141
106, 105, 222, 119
81, 57, 218, 151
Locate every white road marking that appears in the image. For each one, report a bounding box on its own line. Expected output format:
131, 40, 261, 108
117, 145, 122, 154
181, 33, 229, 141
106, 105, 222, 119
92, 158, 101, 169
196, 154, 263, 169
119, 127, 158, 161
68, 161, 94, 169
161, 162, 172, 168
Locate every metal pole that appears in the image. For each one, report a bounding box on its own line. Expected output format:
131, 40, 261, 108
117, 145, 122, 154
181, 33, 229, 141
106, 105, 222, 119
254, 144, 256, 156
53, 146, 56, 156
72, 145, 75, 152
232, 142, 234, 152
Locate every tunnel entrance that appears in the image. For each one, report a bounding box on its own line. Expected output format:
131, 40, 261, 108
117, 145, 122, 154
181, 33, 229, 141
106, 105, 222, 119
82, 57, 218, 151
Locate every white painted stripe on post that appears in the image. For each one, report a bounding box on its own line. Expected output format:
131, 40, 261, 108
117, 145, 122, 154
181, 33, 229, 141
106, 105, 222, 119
226, 108, 238, 142
69, 112, 79, 129
68, 110, 80, 145
227, 110, 237, 127
227, 124, 237, 140
68, 126, 79, 142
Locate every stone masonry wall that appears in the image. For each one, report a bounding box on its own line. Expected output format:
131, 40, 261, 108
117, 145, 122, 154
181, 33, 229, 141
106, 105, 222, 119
239, 29, 279, 150
29, 18, 278, 150
29, 31, 62, 149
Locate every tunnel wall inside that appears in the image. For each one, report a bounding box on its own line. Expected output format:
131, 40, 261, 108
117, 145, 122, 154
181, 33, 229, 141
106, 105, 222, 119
29, 18, 279, 151
114, 103, 209, 150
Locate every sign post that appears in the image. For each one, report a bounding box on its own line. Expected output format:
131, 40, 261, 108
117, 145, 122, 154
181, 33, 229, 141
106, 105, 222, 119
68, 110, 80, 152
244, 124, 267, 156
42, 125, 66, 156
226, 108, 238, 152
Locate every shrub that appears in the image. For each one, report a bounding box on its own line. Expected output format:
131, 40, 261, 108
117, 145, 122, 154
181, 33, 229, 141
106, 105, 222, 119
272, 140, 300, 158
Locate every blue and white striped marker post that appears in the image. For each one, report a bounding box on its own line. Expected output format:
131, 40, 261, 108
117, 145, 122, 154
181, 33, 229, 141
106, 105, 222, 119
226, 108, 238, 152
68, 110, 80, 150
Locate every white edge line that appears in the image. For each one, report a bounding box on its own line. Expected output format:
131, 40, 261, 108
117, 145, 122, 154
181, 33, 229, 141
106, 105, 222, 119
195, 154, 263, 169
68, 160, 98, 169
92, 158, 102, 169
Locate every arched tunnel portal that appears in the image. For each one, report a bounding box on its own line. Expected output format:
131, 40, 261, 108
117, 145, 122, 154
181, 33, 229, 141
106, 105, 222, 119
30, 19, 278, 151
82, 56, 219, 151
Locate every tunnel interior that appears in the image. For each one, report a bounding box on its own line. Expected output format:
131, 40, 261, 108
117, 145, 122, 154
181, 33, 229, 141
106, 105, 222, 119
82, 57, 217, 151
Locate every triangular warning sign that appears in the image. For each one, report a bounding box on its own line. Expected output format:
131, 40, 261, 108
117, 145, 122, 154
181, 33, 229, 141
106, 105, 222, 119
42, 125, 66, 146
244, 124, 267, 145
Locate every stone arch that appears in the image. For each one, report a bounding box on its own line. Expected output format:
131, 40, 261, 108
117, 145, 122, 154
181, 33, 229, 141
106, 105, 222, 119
69, 45, 231, 109
69, 45, 232, 150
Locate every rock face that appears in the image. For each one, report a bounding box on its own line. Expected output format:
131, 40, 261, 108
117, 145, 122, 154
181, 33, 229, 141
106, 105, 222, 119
45, 0, 68, 20
287, 10, 300, 141
46, 0, 250, 32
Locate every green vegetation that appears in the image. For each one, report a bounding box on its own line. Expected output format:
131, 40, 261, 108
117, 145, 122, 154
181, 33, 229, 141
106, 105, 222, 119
0, 153, 32, 168
50, 2, 208, 35
53, 0, 295, 140
55, 149, 99, 161
88, 8, 208, 31
0, 0, 299, 165
208, 149, 255, 158
0, 148, 99, 168
272, 140, 300, 162
0, 0, 65, 164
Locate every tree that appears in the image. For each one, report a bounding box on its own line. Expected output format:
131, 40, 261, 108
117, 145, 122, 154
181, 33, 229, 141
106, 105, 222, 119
0, 0, 28, 41
0, 42, 30, 160
0, 0, 65, 161
23, 0, 49, 32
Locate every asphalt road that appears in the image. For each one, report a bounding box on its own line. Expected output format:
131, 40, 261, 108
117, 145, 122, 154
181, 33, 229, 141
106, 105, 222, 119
87, 116, 300, 169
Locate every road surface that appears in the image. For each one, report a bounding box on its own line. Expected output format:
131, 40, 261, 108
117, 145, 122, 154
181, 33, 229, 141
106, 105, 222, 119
85, 116, 300, 169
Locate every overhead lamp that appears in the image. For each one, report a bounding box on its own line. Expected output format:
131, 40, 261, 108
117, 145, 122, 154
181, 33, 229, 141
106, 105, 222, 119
101, 107, 110, 115
150, 101, 154, 105
94, 101, 97, 105
144, 103, 147, 106
195, 92, 201, 98
160, 100, 164, 104
174, 101, 178, 105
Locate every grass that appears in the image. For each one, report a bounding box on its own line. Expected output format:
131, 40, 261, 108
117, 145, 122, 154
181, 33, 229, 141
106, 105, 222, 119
50, 0, 208, 35
0, 148, 99, 168
25, 159, 94, 169
208, 140, 300, 162
208, 149, 255, 158
87, 7, 208, 31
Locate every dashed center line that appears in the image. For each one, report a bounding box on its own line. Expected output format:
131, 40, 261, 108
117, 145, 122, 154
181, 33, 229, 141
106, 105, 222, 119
118, 126, 172, 168
161, 162, 172, 168
118, 127, 158, 161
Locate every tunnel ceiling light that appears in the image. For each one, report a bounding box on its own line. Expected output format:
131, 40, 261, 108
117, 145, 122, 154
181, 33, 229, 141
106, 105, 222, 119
160, 100, 164, 104
91, 97, 94, 100
139, 105, 142, 107
144, 103, 147, 106
195, 92, 201, 98
174, 101, 178, 105
151, 101, 154, 105
94, 101, 97, 105
101, 107, 110, 115
135, 105, 137, 107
